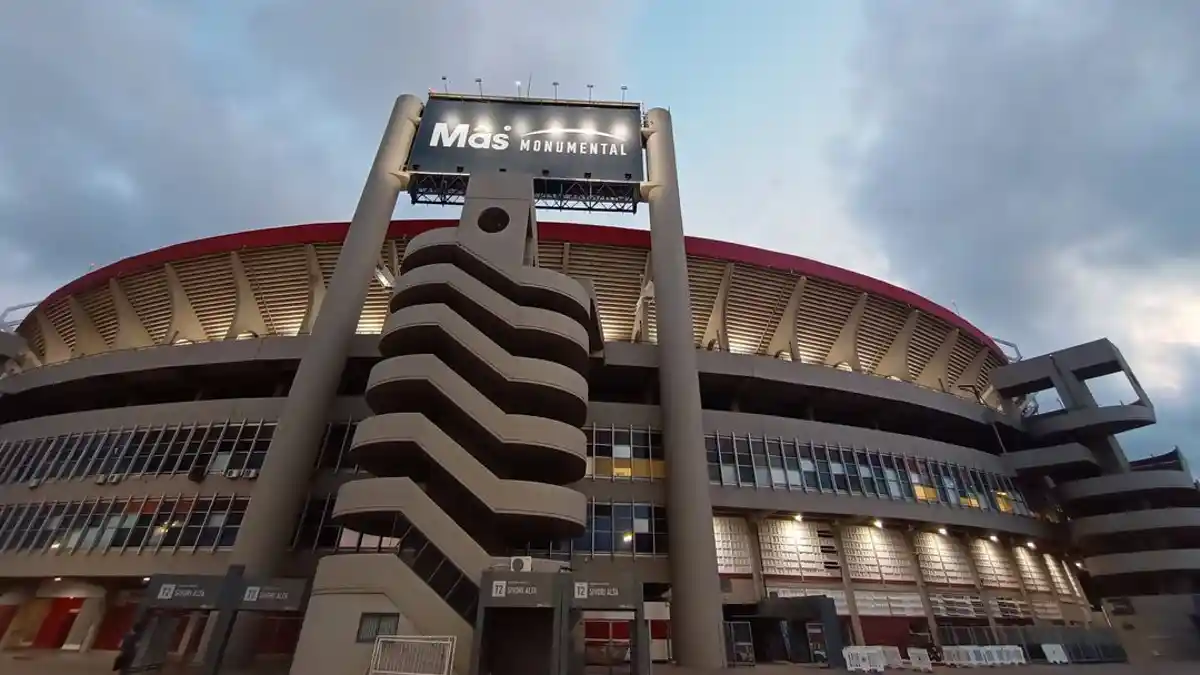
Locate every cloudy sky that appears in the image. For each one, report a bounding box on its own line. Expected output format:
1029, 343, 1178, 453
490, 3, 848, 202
1, 1, 1197, 462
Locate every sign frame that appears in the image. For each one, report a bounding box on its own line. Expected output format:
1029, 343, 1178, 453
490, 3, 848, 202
406, 94, 644, 213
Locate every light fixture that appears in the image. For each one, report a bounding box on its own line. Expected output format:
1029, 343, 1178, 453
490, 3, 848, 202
792, 514, 803, 522
143, 577, 151, 583
873, 519, 884, 529
622, 532, 633, 543
1074, 561, 1083, 569
937, 527, 948, 536
1025, 541, 1037, 550
49, 542, 61, 549
53, 577, 62, 582
989, 535, 999, 543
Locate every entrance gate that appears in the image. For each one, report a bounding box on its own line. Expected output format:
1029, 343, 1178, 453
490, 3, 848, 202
468, 571, 649, 675
120, 565, 310, 675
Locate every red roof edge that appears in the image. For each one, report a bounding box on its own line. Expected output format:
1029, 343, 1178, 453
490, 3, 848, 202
37, 220, 1003, 357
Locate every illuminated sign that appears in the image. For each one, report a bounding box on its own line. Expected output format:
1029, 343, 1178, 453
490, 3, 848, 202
408, 96, 645, 184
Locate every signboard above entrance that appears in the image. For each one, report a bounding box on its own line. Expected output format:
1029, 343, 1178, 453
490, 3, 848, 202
409, 95, 644, 183
145, 573, 308, 612
405, 94, 645, 213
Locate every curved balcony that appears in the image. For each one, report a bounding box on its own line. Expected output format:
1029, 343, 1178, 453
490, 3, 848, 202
1058, 470, 1198, 503
391, 262, 591, 373
400, 227, 592, 327
1085, 549, 1200, 577
1003, 443, 1100, 476
377, 304, 588, 424
364, 354, 587, 482
1025, 403, 1155, 441
1069, 507, 1200, 542
332, 475, 493, 572
349, 414, 587, 540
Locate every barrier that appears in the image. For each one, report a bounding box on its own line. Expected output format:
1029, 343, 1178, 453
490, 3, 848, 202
942, 646, 965, 667
1010, 645, 1028, 665
369, 636, 457, 675
907, 648, 934, 672
938, 624, 1126, 664
1042, 644, 1070, 665
941, 644, 1029, 667
845, 645, 931, 671
843, 646, 887, 672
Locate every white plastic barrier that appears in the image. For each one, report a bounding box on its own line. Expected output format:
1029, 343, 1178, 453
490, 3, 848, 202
844, 646, 887, 672
1042, 644, 1070, 664
942, 644, 1027, 667
943, 645, 987, 667
907, 648, 933, 672
1008, 645, 1028, 665
881, 646, 905, 669
942, 646, 968, 667
992, 645, 1027, 665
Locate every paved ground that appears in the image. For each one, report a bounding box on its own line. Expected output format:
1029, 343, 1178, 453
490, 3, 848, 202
1, 651, 291, 675
3, 651, 1196, 674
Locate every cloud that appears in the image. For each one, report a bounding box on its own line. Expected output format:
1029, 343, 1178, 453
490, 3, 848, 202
844, 0, 1200, 458
0, 0, 644, 306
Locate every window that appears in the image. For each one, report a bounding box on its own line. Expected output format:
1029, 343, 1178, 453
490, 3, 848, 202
0, 494, 250, 554
356, 613, 401, 643
586, 426, 664, 480
698, 432, 1033, 520
994, 491, 1014, 513
0, 420, 364, 486
914, 484, 940, 503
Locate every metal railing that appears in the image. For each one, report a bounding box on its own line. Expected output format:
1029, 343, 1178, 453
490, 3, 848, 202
937, 624, 1127, 664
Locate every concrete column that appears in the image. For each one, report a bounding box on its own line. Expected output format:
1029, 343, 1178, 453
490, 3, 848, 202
745, 515, 767, 601
191, 612, 220, 665
223, 94, 423, 665
831, 523, 864, 645
900, 530, 941, 648
63, 595, 105, 651
642, 107, 726, 669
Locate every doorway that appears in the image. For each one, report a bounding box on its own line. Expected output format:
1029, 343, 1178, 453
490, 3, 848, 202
476, 607, 556, 675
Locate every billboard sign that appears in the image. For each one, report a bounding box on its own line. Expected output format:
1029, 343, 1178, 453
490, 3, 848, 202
145, 573, 309, 612
481, 571, 556, 608
147, 575, 223, 610
239, 579, 309, 612
571, 579, 637, 610
408, 95, 645, 184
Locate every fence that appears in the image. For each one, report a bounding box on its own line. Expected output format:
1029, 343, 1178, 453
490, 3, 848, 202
723, 620, 755, 667
370, 636, 457, 675
937, 624, 1127, 663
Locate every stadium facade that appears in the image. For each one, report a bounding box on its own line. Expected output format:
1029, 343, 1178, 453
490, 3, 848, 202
0, 94, 1196, 672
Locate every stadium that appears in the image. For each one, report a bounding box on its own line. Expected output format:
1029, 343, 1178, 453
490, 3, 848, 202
0, 94, 1195, 673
